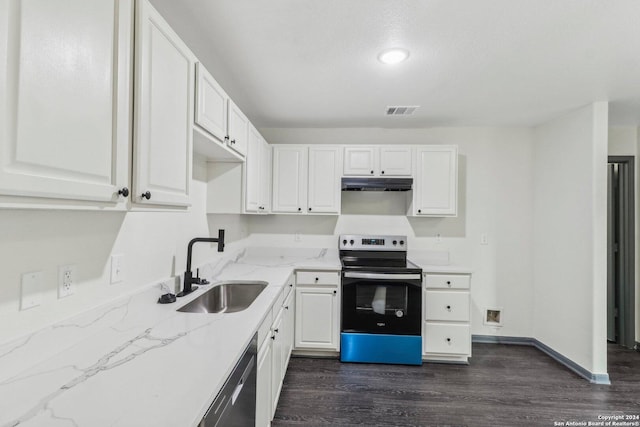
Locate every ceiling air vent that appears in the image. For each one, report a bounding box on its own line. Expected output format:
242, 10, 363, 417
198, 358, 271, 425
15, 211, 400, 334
385, 105, 419, 116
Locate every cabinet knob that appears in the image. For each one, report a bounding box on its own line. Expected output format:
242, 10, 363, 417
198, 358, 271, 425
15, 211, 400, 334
418, 209, 422, 213
446, 337, 452, 343
298, 207, 301, 212
446, 281, 452, 287
315, 277, 319, 282
333, 290, 337, 295
224, 135, 230, 141
289, 283, 293, 287
231, 139, 236, 145
308, 207, 312, 211
446, 305, 452, 311
271, 335, 276, 340
381, 170, 385, 175
274, 328, 279, 333
284, 305, 289, 310
141, 191, 151, 200
117, 187, 129, 198
370, 170, 374, 175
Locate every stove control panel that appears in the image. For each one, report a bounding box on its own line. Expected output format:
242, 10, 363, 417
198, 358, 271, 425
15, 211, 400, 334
339, 235, 407, 251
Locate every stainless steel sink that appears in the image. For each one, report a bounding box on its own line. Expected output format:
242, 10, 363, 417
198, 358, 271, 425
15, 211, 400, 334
177, 281, 268, 313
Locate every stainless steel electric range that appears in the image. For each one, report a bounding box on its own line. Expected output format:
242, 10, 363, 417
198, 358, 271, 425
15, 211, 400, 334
339, 235, 423, 365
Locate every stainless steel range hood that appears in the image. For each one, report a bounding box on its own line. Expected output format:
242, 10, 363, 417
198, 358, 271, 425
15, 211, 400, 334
341, 177, 413, 191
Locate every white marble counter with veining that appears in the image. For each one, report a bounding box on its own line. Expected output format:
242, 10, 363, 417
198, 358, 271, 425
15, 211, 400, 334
0, 247, 340, 427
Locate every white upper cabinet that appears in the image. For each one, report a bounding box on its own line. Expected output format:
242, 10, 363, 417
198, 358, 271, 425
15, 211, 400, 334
244, 125, 271, 213
308, 146, 341, 214
379, 146, 412, 176
413, 145, 458, 216
193, 63, 247, 161
133, 0, 195, 207
195, 63, 228, 142
343, 146, 378, 176
227, 99, 248, 157
272, 145, 341, 214
272, 146, 308, 213
259, 138, 272, 213
0, 0, 132, 206
343, 146, 411, 176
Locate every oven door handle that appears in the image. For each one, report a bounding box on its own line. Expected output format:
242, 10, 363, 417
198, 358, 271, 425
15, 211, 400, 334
343, 272, 422, 281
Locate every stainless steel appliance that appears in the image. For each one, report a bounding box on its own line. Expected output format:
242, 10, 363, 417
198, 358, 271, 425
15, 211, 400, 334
340, 235, 423, 365
199, 333, 257, 426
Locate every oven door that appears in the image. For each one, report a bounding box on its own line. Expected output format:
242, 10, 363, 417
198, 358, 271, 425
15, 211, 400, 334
341, 271, 422, 336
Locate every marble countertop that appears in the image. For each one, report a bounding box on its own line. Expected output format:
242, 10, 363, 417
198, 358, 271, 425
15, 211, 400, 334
0, 247, 340, 427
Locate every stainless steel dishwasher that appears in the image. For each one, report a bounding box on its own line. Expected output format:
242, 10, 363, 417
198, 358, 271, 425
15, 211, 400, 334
199, 333, 257, 427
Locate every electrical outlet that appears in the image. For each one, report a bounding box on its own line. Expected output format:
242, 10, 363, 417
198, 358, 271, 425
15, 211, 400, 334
58, 265, 76, 298
480, 233, 489, 245
110, 254, 125, 284
21, 271, 43, 310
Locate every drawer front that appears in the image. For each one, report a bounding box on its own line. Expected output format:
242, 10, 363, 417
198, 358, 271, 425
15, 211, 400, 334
424, 323, 470, 355
424, 274, 470, 290
425, 291, 470, 322
296, 271, 340, 286
258, 311, 273, 349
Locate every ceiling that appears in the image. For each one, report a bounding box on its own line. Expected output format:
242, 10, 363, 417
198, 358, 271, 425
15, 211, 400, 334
150, 0, 640, 129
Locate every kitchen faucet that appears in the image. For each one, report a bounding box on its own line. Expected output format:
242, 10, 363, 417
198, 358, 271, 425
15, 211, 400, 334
178, 229, 225, 297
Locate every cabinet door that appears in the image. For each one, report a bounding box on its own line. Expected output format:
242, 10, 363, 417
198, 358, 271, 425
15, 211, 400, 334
308, 146, 341, 214
0, 0, 132, 205
380, 146, 412, 176
343, 146, 378, 176
294, 286, 339, 350
272, 146, 307, 213
281, 289, 295, 375
227, 99, 248, 157
414, 146, 457, 216
256, 338, 272, 427
270, 310, 284, 418
195, 63, 228, 142
244, 125, 261, 213
258, 139, 272, 213
134, 0, 194, 206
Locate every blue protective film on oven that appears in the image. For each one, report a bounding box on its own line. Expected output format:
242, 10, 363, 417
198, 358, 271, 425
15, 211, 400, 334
340, 333, 422, 365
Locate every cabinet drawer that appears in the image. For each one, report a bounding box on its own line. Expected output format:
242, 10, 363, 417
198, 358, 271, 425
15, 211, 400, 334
425, 291, 469, 322
424, 274, 470, 290
257, 310, 273, 349
296, 271, 340, 286
424, 323, 470, 355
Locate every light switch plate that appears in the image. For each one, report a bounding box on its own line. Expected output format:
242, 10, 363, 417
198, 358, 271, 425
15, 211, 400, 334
110, 254, 125, 284
21, 271, 43, 310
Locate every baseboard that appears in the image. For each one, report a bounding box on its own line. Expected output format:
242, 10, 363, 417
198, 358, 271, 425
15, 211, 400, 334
472, 335, 611, 385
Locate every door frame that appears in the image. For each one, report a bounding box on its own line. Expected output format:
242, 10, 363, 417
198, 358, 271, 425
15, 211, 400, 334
607, 156, 636, 349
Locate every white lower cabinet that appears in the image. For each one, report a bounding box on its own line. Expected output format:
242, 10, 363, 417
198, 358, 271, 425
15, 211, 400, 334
423, 273, 472, 363
294, 271, 341, 352
256, 276, 295, 426
256, 330, 272, 427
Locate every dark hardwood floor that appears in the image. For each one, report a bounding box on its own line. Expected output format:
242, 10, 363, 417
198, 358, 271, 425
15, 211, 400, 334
272, 343, 640, 427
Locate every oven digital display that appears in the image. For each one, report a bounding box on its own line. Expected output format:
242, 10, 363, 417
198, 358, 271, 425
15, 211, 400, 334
362, 238, 385, 245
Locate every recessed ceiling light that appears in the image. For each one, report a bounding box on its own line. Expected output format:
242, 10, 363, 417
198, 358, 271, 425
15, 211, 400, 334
378, 48, 410, 65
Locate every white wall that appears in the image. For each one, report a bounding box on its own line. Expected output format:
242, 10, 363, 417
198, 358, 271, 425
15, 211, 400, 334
253, 127, 535, 339
608, 126, 640, 343
532, 102, 609, 375
0, 156, 235, 345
